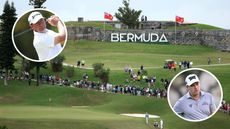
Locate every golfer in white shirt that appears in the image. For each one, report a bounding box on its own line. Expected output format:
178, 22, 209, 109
28, 11, 66, 61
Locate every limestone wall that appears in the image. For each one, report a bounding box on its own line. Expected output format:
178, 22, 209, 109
67, 27, 230, 51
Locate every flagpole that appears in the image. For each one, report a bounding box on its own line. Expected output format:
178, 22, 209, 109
103, 21, 105, 42
103, 12, 113, 42
175, 16, 177, 44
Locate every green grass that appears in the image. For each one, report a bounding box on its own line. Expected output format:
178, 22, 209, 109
13, 40, 230, 101
61, 40, 230, 94
0, 81, 107, 106
202, 65, 230, 101
65, 21, 116, 30
2, 40, 230, 129
12, 40, 230, 101
189, 24, 223, 29
166, 23, 223, 30
0, 80, 229, 129
62, 40, 230, 70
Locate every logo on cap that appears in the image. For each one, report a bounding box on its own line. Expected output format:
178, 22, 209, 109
185, 74, 200, 86
28, 11, 44, 25
188, 76, 196, 81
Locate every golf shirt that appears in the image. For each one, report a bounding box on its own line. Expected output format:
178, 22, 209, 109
33, 29, 62, 61
173, 91, 216, 120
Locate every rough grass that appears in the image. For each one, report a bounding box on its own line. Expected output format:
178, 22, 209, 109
65, 21, 116, 30
166, 23, 223, 30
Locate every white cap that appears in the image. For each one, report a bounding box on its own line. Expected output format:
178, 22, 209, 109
28, 11, 44, 25
185, 74, 200, 86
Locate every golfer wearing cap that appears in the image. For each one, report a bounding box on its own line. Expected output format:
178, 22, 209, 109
28, 11, 66, 61
173, 74, 216, 120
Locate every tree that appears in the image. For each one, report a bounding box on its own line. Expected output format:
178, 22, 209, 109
0, 125, 8, 129
92, 63, 110, 88
92, 63, 104, 77
66, 66, 75, 78
21, 58, 32, 72
21, 58, 47, 86
50, 55, 65, 79
97, 68, 110, 86
115, 0, 142, 29
0, 0, 17, 86
29, 0, 46, 8
27, 0, 47, 86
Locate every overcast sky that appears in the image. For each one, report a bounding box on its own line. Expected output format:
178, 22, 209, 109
1, 0, 230, 29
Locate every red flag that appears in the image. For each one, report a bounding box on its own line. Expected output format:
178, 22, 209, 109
176, 16, 184, 24
104, 12, 113, 21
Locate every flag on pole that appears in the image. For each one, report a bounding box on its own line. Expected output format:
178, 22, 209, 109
104, 12, 113, 21
175, 16, 184, 24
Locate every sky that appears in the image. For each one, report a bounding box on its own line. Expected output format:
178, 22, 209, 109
1, 0, 230, 29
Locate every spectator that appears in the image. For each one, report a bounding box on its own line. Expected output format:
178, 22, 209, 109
218, 57, 221, 64
208, 57, 211, 65
179, 61, 182, 69
187, 61, 190, 68
160, 119, 164, 129
172, 63, 176, 71
141, 15, 144, 22
140, 65, 144, 71
153, 120, 159, 128
83, 73, 88, 80
81, 60, 85, 66
145, 112, 149, 124
77, 60, 81, 67
28, 77, 31, 86
190, 61, 193, 68
145, 16, 147, 21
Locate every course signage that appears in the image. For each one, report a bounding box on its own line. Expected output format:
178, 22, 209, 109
111, 33, 168, 43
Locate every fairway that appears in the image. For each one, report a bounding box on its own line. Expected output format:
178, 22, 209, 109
0, 106, 148, 129
0, 106, 128, 120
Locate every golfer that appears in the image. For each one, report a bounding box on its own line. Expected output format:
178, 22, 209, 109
28, 11, 66, 61
173, 74, 216, 120
145, 112, 149, 124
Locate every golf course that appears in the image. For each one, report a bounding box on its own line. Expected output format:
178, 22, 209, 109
0, 40, 230, 129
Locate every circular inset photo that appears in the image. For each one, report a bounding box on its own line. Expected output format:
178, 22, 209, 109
12, 9, 67, 62
167, 68, 223, 122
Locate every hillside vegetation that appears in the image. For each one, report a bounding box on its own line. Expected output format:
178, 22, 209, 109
65, 21, 116, 30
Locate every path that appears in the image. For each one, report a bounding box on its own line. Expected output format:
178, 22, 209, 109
63, 62, 230, 71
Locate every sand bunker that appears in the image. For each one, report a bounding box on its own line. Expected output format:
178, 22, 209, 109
121, 113, 160, 118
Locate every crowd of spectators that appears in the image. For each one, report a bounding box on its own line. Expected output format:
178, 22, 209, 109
0, 69, 30, 80
1, 68, 229, 115
178, 60, 193, 69
163, 60, 193, 70
220, 99, 230, 115
0, 68, 169, 99
163, 61, 177, 71
40, 74, 168, 98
